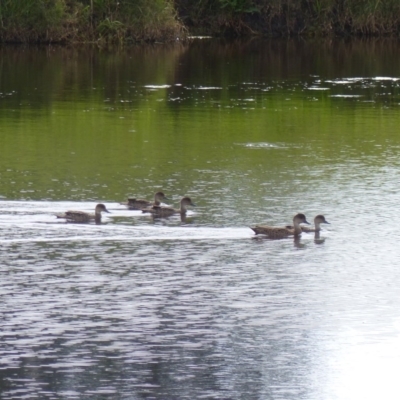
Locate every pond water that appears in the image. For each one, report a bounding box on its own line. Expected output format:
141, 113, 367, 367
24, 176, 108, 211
1, 39, 400, 399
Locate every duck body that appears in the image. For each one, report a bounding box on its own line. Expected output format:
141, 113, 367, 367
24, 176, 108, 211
125, 199, 153, 210
121, 191, 167, 210
286, 215, 330, 233
56, 203, 110, 223
142, 196, 195, 217
251, 213, 310, 239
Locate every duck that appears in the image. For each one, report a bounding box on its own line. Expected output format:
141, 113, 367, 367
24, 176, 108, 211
121, 191, 168, 210
142, 196, 196, 217
286, 214, 330, 233
56, 203, 110, 223
250, 213, 310, 238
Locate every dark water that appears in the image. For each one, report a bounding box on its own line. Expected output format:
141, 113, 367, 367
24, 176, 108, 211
1, 39, 400, 399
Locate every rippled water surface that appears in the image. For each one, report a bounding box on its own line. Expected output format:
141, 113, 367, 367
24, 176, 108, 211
1, 39, 400, 399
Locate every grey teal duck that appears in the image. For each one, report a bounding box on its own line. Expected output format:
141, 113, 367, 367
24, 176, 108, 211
121, 191, 168, 210
251, 213, 310, 238
56, 203, 110, 223
142, 196, 196, 217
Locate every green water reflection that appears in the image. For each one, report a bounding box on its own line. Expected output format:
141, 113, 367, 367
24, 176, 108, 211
1, 39, 400, 209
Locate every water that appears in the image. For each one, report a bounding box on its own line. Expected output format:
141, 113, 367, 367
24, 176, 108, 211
1, 39, 400, 399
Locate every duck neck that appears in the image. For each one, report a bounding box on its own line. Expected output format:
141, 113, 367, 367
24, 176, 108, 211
293, 221, 303, 235
314, 221, 321, 232
154, 194, 161, 205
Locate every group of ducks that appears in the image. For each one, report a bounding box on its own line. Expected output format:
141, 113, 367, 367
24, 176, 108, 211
251, 213, 329, 239
55, 192, 195, 223
56, 191, 330, 239
121, 191, 196, 217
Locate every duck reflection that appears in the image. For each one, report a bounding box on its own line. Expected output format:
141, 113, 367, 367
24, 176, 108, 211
293, 236, 306, 249
313, 231, 326, 244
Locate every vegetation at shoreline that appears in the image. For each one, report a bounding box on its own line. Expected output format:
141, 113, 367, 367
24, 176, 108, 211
1, 0, 400, 43
0, 0, 184, 43
176, 0, 400, 37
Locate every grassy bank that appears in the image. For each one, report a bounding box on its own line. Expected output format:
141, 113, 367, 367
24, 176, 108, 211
176, 0, 400, 37
0, 0, 184, 43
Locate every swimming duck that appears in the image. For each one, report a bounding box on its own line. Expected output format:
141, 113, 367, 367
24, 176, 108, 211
56, 203, 110, 223
121, 191, 168, 210
251, 213, 310, 238
142, 196, 196, 217
286, 214, 330, 233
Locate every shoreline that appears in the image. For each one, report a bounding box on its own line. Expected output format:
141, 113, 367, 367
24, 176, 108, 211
1, 0, 400, 44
